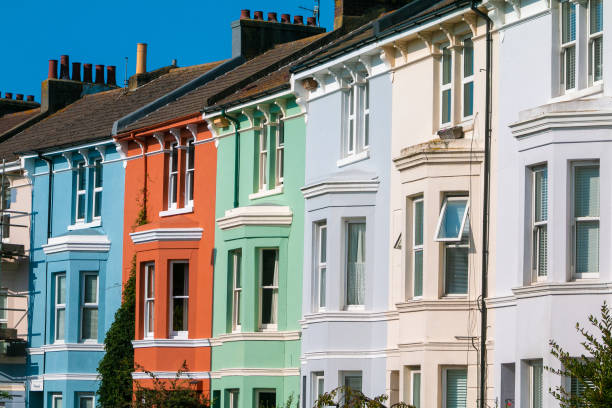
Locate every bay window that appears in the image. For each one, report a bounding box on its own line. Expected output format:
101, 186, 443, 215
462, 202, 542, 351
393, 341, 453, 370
441, 44, 453, 125
561, 0, 577, 91
346, 221, 366, 307
231, 250, 242, 332
259, 249, 278, 330
185, 139, 195, 207
413, 198, 424, 298
55, 273, 66, 342
168, 143, 179, 209
170, 262, 189, 337
316, 223, 327, 310
572, 162, 599, 278
462, 37, 474, 119
532, 166, 548, 280
589, 0, 603, 84
81, 273, 98, 341
144, 263, 155, 338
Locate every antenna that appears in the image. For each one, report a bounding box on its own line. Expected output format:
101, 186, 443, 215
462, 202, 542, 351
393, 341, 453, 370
299, 0, 320, 26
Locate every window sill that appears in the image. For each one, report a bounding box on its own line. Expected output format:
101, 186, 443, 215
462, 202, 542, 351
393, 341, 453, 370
159, 206, 193, 218
249, 186, 283, 201
337, 150, 370, 168
442, 294, 468, 299
81, 339, 99, 344
550, 83, 603, 104
572, 274, 599, 281
169, 332, 188, 340
259, 325, 278, 332
68, 219, 101, 231
344, 305, 365, 311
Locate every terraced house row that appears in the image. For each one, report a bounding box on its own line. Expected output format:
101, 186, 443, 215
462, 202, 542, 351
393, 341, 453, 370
0, 0, 608, 407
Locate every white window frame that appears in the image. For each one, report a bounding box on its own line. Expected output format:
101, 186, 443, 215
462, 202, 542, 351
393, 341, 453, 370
55, 273, 66, 343
275, 116, 284, 187
0, 290, 8, 329
52, 394, 63, 408
342, 78, 369, 160
528, 360, 544, 408
461, 36, 474, 120
571, 161, 600, 279
345, 220, 366, 310
440, 43, 453, 126
92, 159, 103, 220
434, 197, 470, 242
361, 82, 370, 149
169, 261, 189, 338
231, 250, 242, 333
144, 263, 155, 338
184, 139, 195, 208
410, 371, 422, 408
441, 367, 468, 408
75, 162, 87, 223
346, 85, 357, 156
561, 0, 577, 92
78, 393, 95, 408
313, 372, 325, 403
259, 248, 279, 331
80, 272, 99, 342
255, 389, 276, 408
168, 142, 179, 210
532, 166, 548, 282
588, 0, 603, 85
413, 198, 424, 298
228, 389, 239, 408
316, 223, 327, 311
258, 124, 269, 192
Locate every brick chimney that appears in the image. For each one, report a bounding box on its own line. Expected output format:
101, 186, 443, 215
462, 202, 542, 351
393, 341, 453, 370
231, 9, 325, 60
334, 0, 411, 30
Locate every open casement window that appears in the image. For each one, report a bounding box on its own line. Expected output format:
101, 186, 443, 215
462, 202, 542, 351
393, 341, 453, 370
436, 197, 470, 295
411, 371, 422, 408
532, 166, 548, 281
346, 221, 366, 308
440, 43, 453, 125
529, 360, 543, 408
435, 197, 469, 242
589, 0, 603, 84
92, 159, 103, 219
572, 163, 600, 278
170, 262, 189, 338
413, 198, 424, 298
55, 273, 66, 342
275, 116, 285, 187
231, 250, 242, 332
258, 124, 269, 192
444, 368, 467, 408
144, 263, 155, 338
561, 0, 577, 91
259, 249, 279, 330
462, 37, 474, 119
185, 139, 195, 207
168, 143, 179, 209
316, 223, 327, 310
81, 273, 98, 341
75, 162, 87, 223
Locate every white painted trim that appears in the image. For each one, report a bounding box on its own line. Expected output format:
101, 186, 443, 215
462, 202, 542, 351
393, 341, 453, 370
210, 367, 299, 379
249, 186, 284, 200
301, 180, 379, 199
300, 311, 396, 329
301, 349, 387, 361
203, 91, 292, 119
27, 343, 105, 354
158, 206, 194, 218
22, 139, 113, 160
511, 110, 612, 138
211, 330, 300, 346
30, 373, 99, 381
336, 150, 370, 168
132, 338, 211, 348
42, 234, 110, 254
217, 206, 292, 230
67, 219, 101, 231
130, 228, 203, 244
132, 371, 211, 380
0, 160, 22, 174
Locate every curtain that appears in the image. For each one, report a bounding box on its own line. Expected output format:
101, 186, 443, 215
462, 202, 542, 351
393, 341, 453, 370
347, 223, 366, 305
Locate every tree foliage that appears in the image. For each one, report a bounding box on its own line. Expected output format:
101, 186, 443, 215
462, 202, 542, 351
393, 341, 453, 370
97, 258, 136, 408
548, 302, 612, 407
314, 386, 414, 408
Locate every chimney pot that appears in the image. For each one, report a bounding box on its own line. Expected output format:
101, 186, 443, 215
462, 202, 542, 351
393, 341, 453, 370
106, 66, 116, 86
240, 9, 250, 19
253, 11, 263, 20
4, 93, 12, 99
48, 60, 58, 79
95, 65, 105, 84
26, 95, 34, 102
280, 13, 291, 23
15, 94, 23, 101
60, 55, 70, 79
136, 43, 147, 75
307, 16, 317, 26
267, 12, 278, 22
83, 64, 93, 82
71, 62, 81, 81
171, 59, 177, 66
294, 15, 304, 24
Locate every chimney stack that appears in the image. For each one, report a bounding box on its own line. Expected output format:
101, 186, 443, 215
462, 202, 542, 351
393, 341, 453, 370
136, 43, 147, 75
26, 95, 34, 102
15, 94, 23, 101
280, 14, 291, 23
72, 62, 81, 81
95, 65, 105, 84
106, 66, 116, 86
48, 60, 58, 79
4, 93, 12, 99
267, 12, 278, 22
307, 17, 317, 26
60, 55, 70, 80
83, 64, 93, 82
294, 15, 304, 25
240, 9, 251, 19
334, 0, 411, 30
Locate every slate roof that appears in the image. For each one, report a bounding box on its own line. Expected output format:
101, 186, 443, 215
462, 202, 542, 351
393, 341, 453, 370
6, 61, 223, 155
0, 108, 42, 161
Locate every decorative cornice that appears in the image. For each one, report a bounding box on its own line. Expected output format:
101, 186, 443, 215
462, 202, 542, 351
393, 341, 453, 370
30, 373, 100, 381
512, 281, 612, 299
132, 338, 211, 348
28, 343, 105, 355
395, 298, 479, 313
393, 139, 484, 171
301, 349, 387, 361
130, 228, 203, 244
216, 206, 292, 230
211, 330, 300, 346
511, 111, 612, 139
210, 367, 299, 379
42, 234, 110, 254
301, 180, 379, 199
132, 371, 211, 380
300, 311, 395, 329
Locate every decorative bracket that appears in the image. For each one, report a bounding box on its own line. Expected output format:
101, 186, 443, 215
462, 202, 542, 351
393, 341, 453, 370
274, 99, 287, 118
417, 32, 435, 55
508, 0, 521, 17
358, 55, 373, 76
327, 67, 348, 88
169, 128, 182, 146
78, 149, 90, 166
153, 133, 165, 150
313, 73, 327, 92
439, 24, 457, 47
379, 46, 396, 69
463, 14, 479, 37
242, 108, 256, 128
94, 146, 107, 163
62, 152, 73, 169
393, 41, 410, 62
186, 124, 198, 142
115, 141, 128, 162
132, 138, 145, 156
257, 104, 272, 123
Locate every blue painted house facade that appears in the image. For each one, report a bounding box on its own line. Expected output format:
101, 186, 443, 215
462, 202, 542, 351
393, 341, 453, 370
24, 141, 124, 408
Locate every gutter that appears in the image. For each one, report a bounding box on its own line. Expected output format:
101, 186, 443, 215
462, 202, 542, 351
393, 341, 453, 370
220, 109, 241, 209
203, 84, 290, 115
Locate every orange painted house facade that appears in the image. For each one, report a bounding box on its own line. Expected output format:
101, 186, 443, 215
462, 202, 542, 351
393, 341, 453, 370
115, 114, 216, 394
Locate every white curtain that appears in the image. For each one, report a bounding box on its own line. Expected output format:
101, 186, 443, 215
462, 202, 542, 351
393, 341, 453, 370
347, 223, 366, 305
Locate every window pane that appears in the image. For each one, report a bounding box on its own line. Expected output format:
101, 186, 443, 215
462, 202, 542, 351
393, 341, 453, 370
77, 194, 86, 220
349, 88, 354, 115
562, 2, 577, 43
146, 266, 154, 297
173, 298, 188, 331
320, 227, 327, 263
442, 89, 452, 124
590, 0, 603, 34
319, 267, 326, 308
442, 47, 452, 85
258, 392, 276, 408
344, 375, 362, 392
537, 226, 548, 277
94, 191, 102, 218
80, 397, 94, 408
261, 288, 277, 324
412, 373, 421, 408
317, 377, 325, 397
146, 301, 154, 333
0, 293, 6, 321
170, 174, 178, 204
446, 369, 467, 408
349, 119, 355, 151
535, 168, 548, 222
532, 362, 543, 408
54, 397, 63, 408
171, 146, 178, 172
172, 264, 188, 296
364, 114, 370, 147
414, 201, 424, 246
56, 309, 65, 340
77, 165, 86, 190
575, 166, 600, 217
463, 39, 474, 77
84, 275, 97, 303
566, 46, 576, 90
188, 142, 195, 169
261, 250, 277, 286
463, 82, 473, 118
437, 199, 468, 240
234, 252, 242, 289
57, 275, 66, 304
576, 221, 599, 274
94, 162, 103, 188
82, 308, 98, 340
414, 250, 423, 297
347, 223, 366, 306
593, 37, 603, 82
445, 247, 468, 295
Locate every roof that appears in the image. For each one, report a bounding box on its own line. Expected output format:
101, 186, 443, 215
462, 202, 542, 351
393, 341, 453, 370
8, 61, 224, 155
0, 108, 42, 161
120, 32, 332, 133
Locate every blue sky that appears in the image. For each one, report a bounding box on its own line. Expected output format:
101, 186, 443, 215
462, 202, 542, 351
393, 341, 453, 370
0, 1, 333, 101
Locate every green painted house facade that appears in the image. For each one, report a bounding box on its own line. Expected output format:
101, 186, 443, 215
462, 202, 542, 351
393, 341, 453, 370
208, 96, 305, 408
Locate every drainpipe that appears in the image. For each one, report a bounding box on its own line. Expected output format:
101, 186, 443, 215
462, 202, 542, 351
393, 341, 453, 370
470, 3, 492, 408
221, 109, 241, 208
